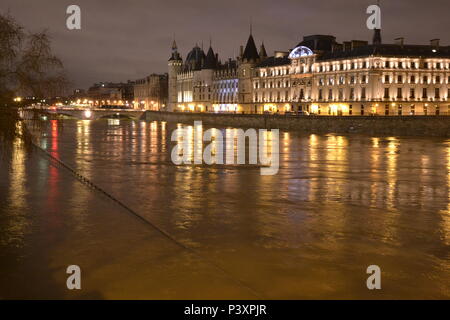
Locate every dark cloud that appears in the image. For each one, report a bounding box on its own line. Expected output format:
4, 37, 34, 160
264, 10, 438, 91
2, 0, 449, 89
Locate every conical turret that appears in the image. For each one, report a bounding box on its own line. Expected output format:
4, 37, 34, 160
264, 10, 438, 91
242, 33, 259, 62
259, 42, 267, 59
169, 39, 182, 61
203, 46, 217, 69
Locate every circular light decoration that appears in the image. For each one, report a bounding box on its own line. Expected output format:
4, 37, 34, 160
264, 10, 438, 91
288, 46, 314, 59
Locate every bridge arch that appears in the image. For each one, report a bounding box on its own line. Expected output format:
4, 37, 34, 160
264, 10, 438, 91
96, 112, 136, 120
37, 108, 146, 120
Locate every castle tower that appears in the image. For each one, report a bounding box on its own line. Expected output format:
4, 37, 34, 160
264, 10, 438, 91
238, 29, 260, 113
168, 39, 182, 111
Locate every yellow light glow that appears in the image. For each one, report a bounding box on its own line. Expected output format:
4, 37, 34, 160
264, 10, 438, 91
227, 104, 237, 112
84, 110, 92, 118
330, 104, 338, 114
263, 104, 277, 112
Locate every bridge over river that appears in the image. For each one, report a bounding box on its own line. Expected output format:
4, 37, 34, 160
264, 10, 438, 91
25, 107, 147, 120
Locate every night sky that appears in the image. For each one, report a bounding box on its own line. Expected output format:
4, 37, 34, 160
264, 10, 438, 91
2, 0, 448, 89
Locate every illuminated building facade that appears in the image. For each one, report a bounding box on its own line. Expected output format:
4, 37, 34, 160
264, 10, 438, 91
86, 81, 135, 107
133, 74, 168, 110
212, 60, 239, 112
168, 32, 266, 113
169, 30, 450, 115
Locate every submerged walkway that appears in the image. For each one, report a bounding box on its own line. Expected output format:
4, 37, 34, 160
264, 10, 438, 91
0, 141, 257, 299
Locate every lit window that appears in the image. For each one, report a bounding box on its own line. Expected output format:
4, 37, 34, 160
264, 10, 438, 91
435, 88, 440, 99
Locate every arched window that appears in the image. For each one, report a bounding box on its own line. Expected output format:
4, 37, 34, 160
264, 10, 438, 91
288, 46, 314, 59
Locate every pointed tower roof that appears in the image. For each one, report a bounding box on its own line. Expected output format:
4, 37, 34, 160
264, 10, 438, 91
203, 46, 217, 69
169, 38, 182, 61
373, 28, 382, 45
243, 34, 259, 62
259, 42, 267, 59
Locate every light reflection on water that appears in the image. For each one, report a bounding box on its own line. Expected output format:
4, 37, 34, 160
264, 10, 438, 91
1, 119, 449, 299
2, 137, 28, 249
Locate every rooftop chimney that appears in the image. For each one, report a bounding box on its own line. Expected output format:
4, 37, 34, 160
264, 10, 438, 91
332, 43, 343, 52
274, 51, 288, 58
430, 39, 440, 47
351, 40, 368, 50
239, 45, 244, 58
394, 37, 404, 46
343, 41, 352, 51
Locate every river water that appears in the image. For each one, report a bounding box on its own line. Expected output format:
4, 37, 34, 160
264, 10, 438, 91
0, 119, 449, 299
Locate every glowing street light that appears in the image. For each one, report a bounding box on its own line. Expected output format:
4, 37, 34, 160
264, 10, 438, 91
84, 110, 92, 118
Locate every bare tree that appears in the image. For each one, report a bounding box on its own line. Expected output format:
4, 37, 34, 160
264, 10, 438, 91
0, 12, 23, 104
15, 32, 69, 98
0, 12, 69, 149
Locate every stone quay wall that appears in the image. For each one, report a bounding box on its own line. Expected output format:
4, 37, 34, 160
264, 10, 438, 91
145, 111, 450, 137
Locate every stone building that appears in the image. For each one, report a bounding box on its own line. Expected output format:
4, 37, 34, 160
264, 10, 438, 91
120, 80, 135, 103
212, 59, 238, 112
168, 29, 450, 115
87, 81, 135, 106
168, 32, 266, 113
133, 74, 168, 110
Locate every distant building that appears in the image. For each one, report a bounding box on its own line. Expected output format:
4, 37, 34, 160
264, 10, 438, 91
69, 89, 86, 101
168, 29, 450, 115
120, 80, 135, 103
87, 82, 120, 101
87, 82, 134, 106
133, 74, 168, 110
